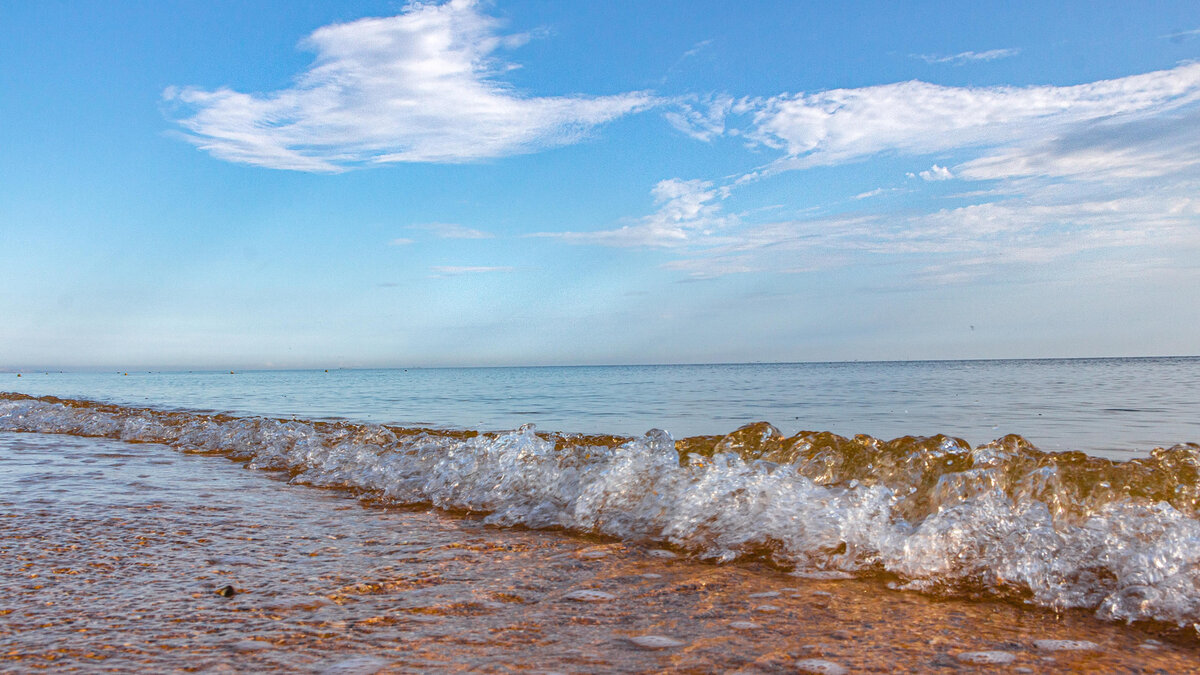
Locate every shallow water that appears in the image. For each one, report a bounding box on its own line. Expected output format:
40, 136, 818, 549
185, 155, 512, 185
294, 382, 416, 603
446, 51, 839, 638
2, 431, 1196, 673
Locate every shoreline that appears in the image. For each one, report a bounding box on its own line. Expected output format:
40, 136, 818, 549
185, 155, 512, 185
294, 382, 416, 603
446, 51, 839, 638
3, 430, 1198, 672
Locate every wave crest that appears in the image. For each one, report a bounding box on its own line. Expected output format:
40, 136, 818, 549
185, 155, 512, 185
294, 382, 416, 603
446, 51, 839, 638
3, 393, 1199, 628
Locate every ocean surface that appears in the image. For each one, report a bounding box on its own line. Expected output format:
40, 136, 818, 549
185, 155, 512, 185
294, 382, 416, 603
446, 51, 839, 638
8, 357, 1200, 455
3, 358, 1200, 671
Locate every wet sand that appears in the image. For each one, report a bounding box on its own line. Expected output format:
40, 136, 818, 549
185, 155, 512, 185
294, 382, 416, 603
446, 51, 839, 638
2, 431, 1196, 673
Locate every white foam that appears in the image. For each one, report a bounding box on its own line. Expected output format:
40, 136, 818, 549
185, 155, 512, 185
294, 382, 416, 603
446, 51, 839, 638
5, 396, 1200, 628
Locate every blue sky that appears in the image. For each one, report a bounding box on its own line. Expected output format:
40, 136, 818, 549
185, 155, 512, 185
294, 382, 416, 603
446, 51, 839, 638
2, 0, 1199, 369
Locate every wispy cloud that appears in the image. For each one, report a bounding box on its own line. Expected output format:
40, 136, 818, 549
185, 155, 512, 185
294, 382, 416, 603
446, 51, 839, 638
662, 255, 755, 279
387, 237, 414, 246
164, 0, 655, 171
665, 94, 734, 142
916, 48, 1020, 65
430, 265, 514, 277
535, 63, 1200, 285
740, 63, 1200, 173
1163, 27, 1200, 42
957, 106, 1200, 182
531, 178, 733, 247
411, 222, 493, 239
853, 187, 903, 200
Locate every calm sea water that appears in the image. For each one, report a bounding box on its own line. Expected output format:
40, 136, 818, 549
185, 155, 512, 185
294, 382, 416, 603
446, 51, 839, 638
7, 357, 1200, 457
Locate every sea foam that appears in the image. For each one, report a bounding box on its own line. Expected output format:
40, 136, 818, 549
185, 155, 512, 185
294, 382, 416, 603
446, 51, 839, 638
3, 393, 1199, 628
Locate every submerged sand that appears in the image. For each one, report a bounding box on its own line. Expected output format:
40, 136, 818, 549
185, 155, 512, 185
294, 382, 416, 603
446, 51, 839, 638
1, 431, 1195, 673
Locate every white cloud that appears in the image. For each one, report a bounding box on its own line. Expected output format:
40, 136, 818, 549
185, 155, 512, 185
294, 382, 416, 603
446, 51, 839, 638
918, 164, 954, 181
430, 265, 514, 276
662, 255, 755, 279
1164, 28, 1200, 41
665, 94, 733, 142
388, 237, 415, 246
165, 0, 654, 171
531, 178, 733, 247
741, 63, 1200, 172
917, 48, 1020, 65
957, 107, 1200, 182
853, 187, 903, 200
411, 222, 493, 239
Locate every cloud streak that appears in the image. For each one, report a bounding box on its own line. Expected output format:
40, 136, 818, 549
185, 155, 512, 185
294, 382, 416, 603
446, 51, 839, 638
411, 223, 494, 239
917, 48, 1020, 65
430, 265, 514, 277
165, 0, 654, 171
531, 178, 733, 247
740, 63, 1200, 173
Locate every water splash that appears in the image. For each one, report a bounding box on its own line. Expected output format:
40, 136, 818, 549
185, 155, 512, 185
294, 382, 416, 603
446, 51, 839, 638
3, 392, 1199, 628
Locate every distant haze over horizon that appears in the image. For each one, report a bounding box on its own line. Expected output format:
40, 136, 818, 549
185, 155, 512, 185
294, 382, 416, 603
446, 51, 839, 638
2, 1, 1198, 368
5, 354, 1199, 375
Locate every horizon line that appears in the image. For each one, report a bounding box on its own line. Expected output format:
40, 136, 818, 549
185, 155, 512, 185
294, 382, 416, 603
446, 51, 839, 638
4, 353, 1198, 375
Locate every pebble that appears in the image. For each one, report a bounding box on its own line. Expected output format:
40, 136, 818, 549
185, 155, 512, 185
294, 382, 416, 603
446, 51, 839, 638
580, 550, 609, 559
647, 549, 677, 559
754, 604, 781, 612
748, 591, 781, 599
562, 589, 616, 602
729, 621, 761, 630
829, 630, 852, 640
956, 651, 1016, 665
626, 635, 686, 650
641, 573, 663, 579
794, 658, 848, 675
1033, 639, 1100, 652
319, 656, 391, 674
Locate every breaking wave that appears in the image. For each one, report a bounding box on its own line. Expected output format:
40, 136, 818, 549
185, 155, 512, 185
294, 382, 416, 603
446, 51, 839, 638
3, 392, 1200, 628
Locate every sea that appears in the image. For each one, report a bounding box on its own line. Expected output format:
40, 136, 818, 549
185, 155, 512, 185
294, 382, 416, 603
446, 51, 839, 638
3, 357, 1200, 672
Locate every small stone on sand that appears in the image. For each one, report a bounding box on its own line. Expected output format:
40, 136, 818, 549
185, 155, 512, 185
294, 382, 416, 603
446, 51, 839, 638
956, 651, 1016, 665
1033, 639, 1100, 652
563, 589, 616, 602
626, 635, 686, 650
794, 658, 848, 675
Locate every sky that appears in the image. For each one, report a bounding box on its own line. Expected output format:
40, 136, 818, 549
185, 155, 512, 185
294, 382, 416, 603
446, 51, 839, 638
2, 0, 1199, 370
